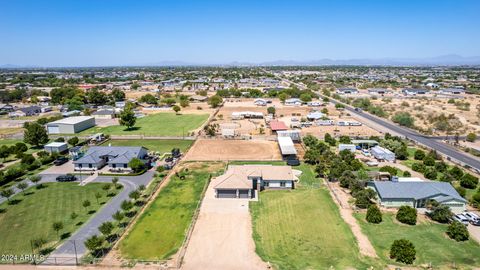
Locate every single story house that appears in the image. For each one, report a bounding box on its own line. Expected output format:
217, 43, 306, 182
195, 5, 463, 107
368, 88, 390, 95
306, 111, 325, 121
307, 101, 322, 107
368, 181, 467, 213
439, 88, 465, 95
46, 116, 95, 134
253, 98, 267, 106
231, 111, 264, 120
44, 142, 68, 153
284, 98, 302, 106
9, 106, 41, 117
336, 87, 359, 94
351, 139, 379, 149
73, 146, 148, 171
371, 146, 395, 162
402, 88, 429, 95
92, 109, 116, 119
214, 165, 297, 199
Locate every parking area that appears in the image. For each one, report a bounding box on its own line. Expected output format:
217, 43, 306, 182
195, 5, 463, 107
39, 160, 75, 175
181, 181, 267, 270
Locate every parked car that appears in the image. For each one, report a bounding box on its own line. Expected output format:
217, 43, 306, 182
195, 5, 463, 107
361, 149, 371, 157
53, 156, 69, 166
452, 214, 469, 226
286, 159, 300, 166
56, 174, 77, 182
471, 219, 480, 226
463, 212, 480, 223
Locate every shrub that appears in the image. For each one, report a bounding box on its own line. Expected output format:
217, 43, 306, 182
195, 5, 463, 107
366, 205, 382, 224
429, 205, 452, 223
354, 189, 376, 209
392, 112, 415, 128
434, 161, 447, 172
403, 171, 411, 177
156, 166, 165, 173
460, 173, 479, 189
396, 206, 417, 225
466, 132, 477, 142
423, 168, 438, 180
455, 186, 466, 198
390, 239, 416, 264
449, 166, 464, 180
411, 162, 426, 173
379, 166, 398, 176
472, 192, 480, 207
128, 158, 145, 173
422, 155, 435, 166
414, 149, 425, 160
446, 221, 469, 241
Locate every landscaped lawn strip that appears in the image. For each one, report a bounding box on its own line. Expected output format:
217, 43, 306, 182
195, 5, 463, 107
0, 182, 116, 258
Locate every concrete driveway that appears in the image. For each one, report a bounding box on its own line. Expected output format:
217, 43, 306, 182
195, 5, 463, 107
181, 181, 267, 270
39, 160, 75, 175
42, 171, 155, 265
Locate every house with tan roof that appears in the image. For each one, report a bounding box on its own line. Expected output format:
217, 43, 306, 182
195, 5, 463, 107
213, 165, 297, 199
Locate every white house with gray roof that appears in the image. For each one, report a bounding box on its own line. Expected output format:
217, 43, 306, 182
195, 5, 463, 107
368, 181, 467, 213
73, 146, 148, 172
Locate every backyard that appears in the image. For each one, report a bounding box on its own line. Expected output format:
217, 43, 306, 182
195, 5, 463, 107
105, 139, 193, 154
355, 213, 480, 268
79, 113, 209, 137
0, 182, 115, 258
250, 164, 376, 269
119, 162, 222, 260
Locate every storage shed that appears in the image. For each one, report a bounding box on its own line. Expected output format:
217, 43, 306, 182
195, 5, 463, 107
44, 142, 68, 153
371, 146, 395, 162
277, 136, 297, 156
46, 116, 95, 134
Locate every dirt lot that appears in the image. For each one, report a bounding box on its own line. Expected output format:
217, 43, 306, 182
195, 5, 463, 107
181, 179, 267, 270
183, 139, 282, 161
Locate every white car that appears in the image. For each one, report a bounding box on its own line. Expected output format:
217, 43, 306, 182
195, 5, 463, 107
463, 212, 480, 222
453, 214, 469, 226
362, 150, 371, 157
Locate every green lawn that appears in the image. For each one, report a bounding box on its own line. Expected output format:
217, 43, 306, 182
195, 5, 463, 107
119, 163, 216, 260
354, 213, 480, 268
80, 113, 209, 137
0, 182, 116, 258
105, 139, 193, 154
250, 164, 375, 269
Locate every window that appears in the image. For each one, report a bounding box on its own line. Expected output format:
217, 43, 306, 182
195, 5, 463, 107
89, 164, 92, 168
124, 164, 127, 168
112, 164, 116, 168
79, 164, 82, 168
264, 181, 269, 187
280, 181, 286, 187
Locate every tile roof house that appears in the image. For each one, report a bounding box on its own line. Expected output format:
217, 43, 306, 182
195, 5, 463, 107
368, 181, 467, 213
73, 146, 148, 172
213, 165, 298, 199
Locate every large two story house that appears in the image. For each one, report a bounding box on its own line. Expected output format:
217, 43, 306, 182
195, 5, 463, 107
73, 146, 148, 172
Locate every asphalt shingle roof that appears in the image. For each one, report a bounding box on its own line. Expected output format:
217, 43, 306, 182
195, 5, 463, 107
372, 181, 466, 203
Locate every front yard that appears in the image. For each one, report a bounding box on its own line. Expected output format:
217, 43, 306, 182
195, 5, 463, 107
250, 164, 376, 269
118, 162, 223, 260
79, 113, 209, 137
0, 182, 115, 259
354, 213, 480, 268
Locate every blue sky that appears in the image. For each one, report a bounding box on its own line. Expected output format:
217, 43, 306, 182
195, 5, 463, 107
1, 0, 479, 66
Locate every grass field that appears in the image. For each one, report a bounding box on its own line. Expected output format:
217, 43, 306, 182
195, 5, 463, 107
79, 113, 209, 137
250, 164, 375, 269
355, 213, 480, 268
0, 182, 114, 257
105, 139, 193, 153
119, 163, 219, 260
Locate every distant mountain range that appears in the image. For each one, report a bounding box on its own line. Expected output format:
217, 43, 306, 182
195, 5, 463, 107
2, 55, 480, 68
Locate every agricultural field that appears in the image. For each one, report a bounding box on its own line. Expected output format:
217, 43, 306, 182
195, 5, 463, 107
118, 162, 224, 260
355, 213, 480, 268
250, 164, 376, 269
105, 139, 193, 154
0, 182, 115, 257
79, 113, 209, 137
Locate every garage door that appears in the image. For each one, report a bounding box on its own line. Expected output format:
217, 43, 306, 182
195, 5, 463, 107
47, 125, 60, 134
217, 189, 236, 198
238, 190, 250, 199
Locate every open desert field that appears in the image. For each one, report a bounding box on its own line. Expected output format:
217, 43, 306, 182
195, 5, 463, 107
184, 139, 282, 161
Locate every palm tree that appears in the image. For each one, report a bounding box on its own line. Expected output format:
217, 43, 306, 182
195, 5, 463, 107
98, 222, 114, 236
112, 211, 124, 224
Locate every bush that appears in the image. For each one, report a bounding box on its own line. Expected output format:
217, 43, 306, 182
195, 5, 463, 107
460, 173, 479, 189
449, 166, 464, 180
455, 186, 466, 198
411, 162, 426, 173
414, 149, 425, 160
366, 205, 382, 224
128, 158, 146, 173
422, 155, 435, 166
392, 112, 415, 128
156, 166, 165, 173
390, 239, 416, 264
396, 206, 417, 225
403, 170, 411, 177
446, 221, 469, 241
379, 166, 398, 176
472, 192, 480, 207
434, 162, 447, 172
423, 168, 438, 180
429, 205, 452, 223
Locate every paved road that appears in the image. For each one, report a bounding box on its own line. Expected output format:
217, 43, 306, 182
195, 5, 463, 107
276, 76, 480, 172
42, 171, 155, 265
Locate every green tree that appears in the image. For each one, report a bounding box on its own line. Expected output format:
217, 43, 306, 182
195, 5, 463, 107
112, 210, 124, 224
29, 175, 42, 186
366, 204, 382, 224
87, 88, 108, 105
94, 192, 102, 204
52, 221, 64, 238
128, 158, 145, 173
112, 177, 119, 188
84, 235, 104, 254
71, 212, 78, 220
17, 182, 28, 194
119, 103, 136, 130
429, 204, 452, 223
466, 132, 477, 142
110, 88, 125, 101
446, 221, 469, 241
449, 166, 464, 180
208, 95, 223, 108
299, 93, 312, 102
65, 95, 84, 111
172, 105, 181, 114
472, 192, 480, 207
98, 221, 114, 236
0, 145, 11, 161
82, 200, 91, 212
460, 173, 479, 189
267, 106, 276, 115
278, 93, 288, 103
396, 206, 417, 225
414, 149, 425, 160
180, 99, 189, 108
0, 189, 14, 203
392, 112, 415, 127
120, 200, 133, 212
403, 170, 411, 177
390, 239, 416, 264
139, 94, 157, 104
67, 137, 79, 146
23, 122, 49, 147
